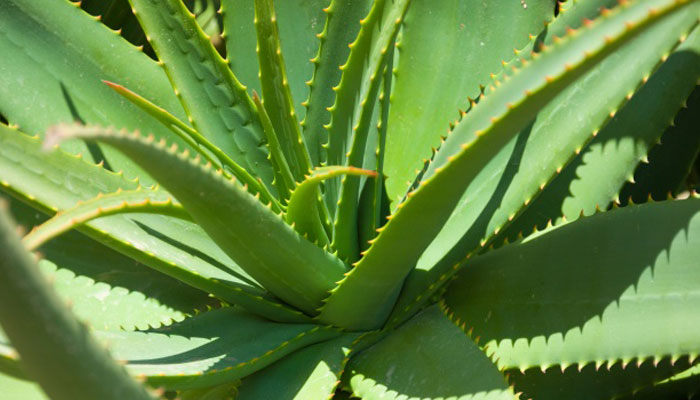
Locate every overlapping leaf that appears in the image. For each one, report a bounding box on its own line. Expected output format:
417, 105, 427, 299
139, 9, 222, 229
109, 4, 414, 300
387, 0, 700, 328
0, 125, 307, 323
344, 306, 515, 400
443, 197, 700, 372
46, 124, 347, 315
319, 0, 699, 330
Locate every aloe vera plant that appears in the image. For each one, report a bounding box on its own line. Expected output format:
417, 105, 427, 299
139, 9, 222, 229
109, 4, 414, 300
1, 0, 700, 398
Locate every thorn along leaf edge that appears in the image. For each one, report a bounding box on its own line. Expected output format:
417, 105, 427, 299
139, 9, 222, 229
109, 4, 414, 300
0, 0, 699, 399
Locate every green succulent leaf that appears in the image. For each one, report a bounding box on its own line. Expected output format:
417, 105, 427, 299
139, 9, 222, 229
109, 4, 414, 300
252, 91, 297, 203
301, 0, 373, 167
2, 0, 700, 396
320, 0, 699, 331
36, 261, 189, 332
237, 333, 359, 400
46, 124, 347, 315
99, 307, 340, 390
331, 0, 408, 263
616, 364, 700, 400
383, 0, 555, 206
619, 85, 700, 205
22, 187, 190, 251
358, 47, 394, 252
0, 0, 188, 184
323, 0, 410, 220
344, 305, 515, 400
104, 81, 281, 209
221, 0, 326, 128
0, 202, 154, 400
286, 166, 376, 248
0, 125, 306, 323
76, 0, 150, 52
2, 193, 210, 329
128, 0, 275, 191
388, 0, 700, 329
508, 357, 695, 400
254, 0, 312, 183
443, 196, 700, 372
496, 18, 700, 245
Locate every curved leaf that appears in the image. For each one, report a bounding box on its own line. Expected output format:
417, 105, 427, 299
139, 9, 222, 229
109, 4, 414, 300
301, 0, 373, 167
617, 364, 700, 400
128, 0, 275, 191
237, 333, 359, 400
619, 85, 700, 205
508, 357, 695, 400
497, 24, 700, 244
102, 308, 339, 390
318, 0, 699, 330
23, 188, 190, 252
287, 166, 376, 247
221, 0, 326, 128
2, 192, 209, 327
383, 0, 554, 206
105, 81, 280, 209
252, 91, 296, 202
331, 0, 409, 263
443, 196, 700, 371
254, 0, 312, 182
344, 305, 514, 400
0, 308, 340, 392
0, 203, 153, 400
47, 124, 347, 315
0, 0, 187, 185
0, 125, 307, 323
388, 0, 700, 329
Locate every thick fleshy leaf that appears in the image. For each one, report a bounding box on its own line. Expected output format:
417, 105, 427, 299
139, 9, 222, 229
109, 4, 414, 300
509, 357, 695, 400
324, 0, 410, 223
2, 193, 209, 326
0, 0, 187, 185
357, 48, 394, 252
105, 81, 280, 208
443, 197, 700, 371
497, 24, 700, 243
617, 364, 700, 400
32, 260, 190, 332
301, 0, 373, 166
0, 308, 340, 392
22, 188, 190, 251
47, 125, 347, 315
128, 0, 275, 190
0, 204, 153, 400
100, 308, 340, 390
331, 0, 409, 263
237, 334, 358, 400
344, 305, 514, 400
0, 126, 307, 324
286, 167, 376, 247
254, 0, 312, 182
221, 0, 325, 126
619, 86, 700, 205
76, 0, 150, 52
319, 0, 699, 330
388, 0, 700, 328
252, 91, 296, 203
383, 0, 554, 206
